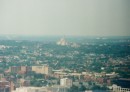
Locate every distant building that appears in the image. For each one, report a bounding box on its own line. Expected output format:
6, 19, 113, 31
9, 66, 31, 74
57, 37, 68, 46
9, 66, 21, 73
0, 74, 4, 80
112, 84, 130, 92
20, 79, 30, 87
47, 85, 69, 92
0, 81, 10, 92
60, 78, 72, 87
20, 66, 27, 72
12, 87, 48, 92
32, 65, 52, 75
10, 81, 15, 92
12, 86, 69, 92
20, 66, 32, 73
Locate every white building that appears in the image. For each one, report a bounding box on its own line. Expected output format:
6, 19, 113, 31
112, 84, 130, 92
57, 38, 68, 46
12, 86, 69, 92
60, 78, 72, 87
12, 87, 48, 92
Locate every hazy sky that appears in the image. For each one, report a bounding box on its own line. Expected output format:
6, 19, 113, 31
0, 0, 130, 36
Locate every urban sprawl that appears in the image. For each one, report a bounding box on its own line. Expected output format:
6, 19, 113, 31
0, 37, 130, 92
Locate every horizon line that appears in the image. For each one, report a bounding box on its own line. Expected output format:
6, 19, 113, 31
0, 34, 130, 37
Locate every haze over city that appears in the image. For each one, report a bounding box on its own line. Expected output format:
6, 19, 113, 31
0, 0, 130, 36
0, 0, 130, 92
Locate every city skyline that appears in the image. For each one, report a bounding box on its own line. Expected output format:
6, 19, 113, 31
0, 0, 130, 36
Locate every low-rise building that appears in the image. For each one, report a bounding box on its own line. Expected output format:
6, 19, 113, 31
60, 78, 72, 87
32, 65, 52, 75
0, 81, 10, 92
12, 86, 69, 92
112, 84, 130, 92
9, 66, 31, 74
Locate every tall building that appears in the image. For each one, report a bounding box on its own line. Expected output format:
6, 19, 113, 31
60, 78, 72, 87
32, 65, 52, 75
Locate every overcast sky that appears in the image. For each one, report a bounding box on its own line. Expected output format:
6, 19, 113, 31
0, 0, 130, 36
